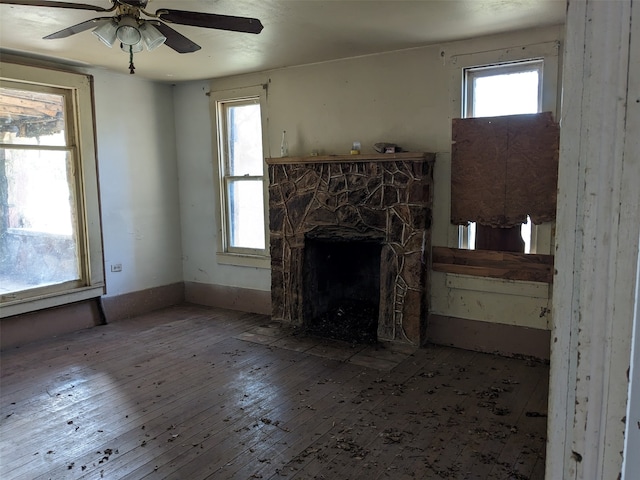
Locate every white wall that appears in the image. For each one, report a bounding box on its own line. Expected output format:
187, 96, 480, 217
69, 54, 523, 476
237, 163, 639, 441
93, 70, 183, 297
174, 25, 563, 329
173, 81, 271, 291
0, 54, 184, 302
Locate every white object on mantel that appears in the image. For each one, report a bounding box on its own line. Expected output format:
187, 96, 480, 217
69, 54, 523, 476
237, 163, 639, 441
280, 130, 288, 157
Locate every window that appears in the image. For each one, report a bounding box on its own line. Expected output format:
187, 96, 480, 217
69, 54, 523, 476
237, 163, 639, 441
0, 63, 104, 317
214, 87, 268, 263
459, 59, 543, 253
464, 60, 543, 118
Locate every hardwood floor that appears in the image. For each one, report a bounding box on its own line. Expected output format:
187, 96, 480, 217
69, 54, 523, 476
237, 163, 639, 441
0, 305, 549, 479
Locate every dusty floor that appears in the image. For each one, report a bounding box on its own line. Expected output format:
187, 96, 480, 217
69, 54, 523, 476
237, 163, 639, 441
1, 305, 548, 479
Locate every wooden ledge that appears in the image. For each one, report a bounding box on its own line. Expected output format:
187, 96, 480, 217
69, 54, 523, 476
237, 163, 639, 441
266, 152, 435, 165
432, 246, 554, 283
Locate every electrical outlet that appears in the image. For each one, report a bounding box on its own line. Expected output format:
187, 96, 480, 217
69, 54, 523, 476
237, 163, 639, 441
111, 263, 122, 273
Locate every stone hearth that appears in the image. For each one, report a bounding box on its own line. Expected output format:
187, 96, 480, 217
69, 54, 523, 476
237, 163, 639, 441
267, 152, 435, 345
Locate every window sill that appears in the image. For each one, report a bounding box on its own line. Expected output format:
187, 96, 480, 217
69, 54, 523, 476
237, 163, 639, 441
0, 284, 105, 318
432, 246, 554, 283
216, 252, 271, 269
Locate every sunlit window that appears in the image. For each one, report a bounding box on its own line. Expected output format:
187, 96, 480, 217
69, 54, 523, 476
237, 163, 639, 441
466, 66, 541, 118
0, 64, 104, 315
1, 87, 82, 295
460, 60, 543, 253
216, 97, 267, 254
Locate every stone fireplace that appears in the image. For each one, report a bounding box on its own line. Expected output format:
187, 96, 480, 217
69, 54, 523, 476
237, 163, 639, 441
267, 152, 435, 346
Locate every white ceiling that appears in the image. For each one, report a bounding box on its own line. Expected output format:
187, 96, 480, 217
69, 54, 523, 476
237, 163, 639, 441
0, 0, 566, 82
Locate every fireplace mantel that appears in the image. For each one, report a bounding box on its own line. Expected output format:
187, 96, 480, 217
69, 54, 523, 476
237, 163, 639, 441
268, 152, 435, 346
266, 151, 432, 165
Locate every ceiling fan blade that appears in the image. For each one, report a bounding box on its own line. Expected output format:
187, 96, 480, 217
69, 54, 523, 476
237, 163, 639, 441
156, 9, 263, 34
0, 0, 113, 12
43, 17, 111, 39
148, 21, 201, 54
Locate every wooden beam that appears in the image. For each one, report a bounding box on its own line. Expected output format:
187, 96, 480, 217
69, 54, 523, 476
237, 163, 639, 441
0, 90, 63, 119
547, 1, 639, 478
266, 152, 434, 165
432, 246, 554, 283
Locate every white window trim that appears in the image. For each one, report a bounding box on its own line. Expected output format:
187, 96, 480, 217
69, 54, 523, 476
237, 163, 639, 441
449, 41, 560, 255
0, 62, 105, 317
463, 59, 544, 118
210, 85, 270, 269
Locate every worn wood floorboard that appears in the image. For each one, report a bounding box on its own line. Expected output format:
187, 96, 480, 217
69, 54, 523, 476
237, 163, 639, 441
0, 304, 549, 479
3, 312, 267, 477
130, 349, 347, 479
251, 349, 455, 480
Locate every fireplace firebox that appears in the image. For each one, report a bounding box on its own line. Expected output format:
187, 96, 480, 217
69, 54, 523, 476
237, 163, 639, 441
267, 152, 435, 346
303, 235, 382, 343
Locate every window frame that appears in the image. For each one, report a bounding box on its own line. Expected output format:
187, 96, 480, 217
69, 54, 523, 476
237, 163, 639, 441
463, 59, 544, 118
211, 85, 270, 268
449, 42, 560, 255
0, 62, 105, 317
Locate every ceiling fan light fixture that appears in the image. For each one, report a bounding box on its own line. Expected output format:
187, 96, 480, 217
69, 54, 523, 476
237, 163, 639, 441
120, 41, 144, 54
116, 15, 141, 46
11, 1, 264, 74
92, 19, 118, 47
139, 22, 166, 51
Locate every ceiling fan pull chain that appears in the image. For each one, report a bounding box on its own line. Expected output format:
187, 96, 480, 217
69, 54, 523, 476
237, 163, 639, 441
128, 44, 135, 75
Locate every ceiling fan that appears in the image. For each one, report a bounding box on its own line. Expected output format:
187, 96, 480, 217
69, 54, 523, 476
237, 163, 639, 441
0, 0, 264, 73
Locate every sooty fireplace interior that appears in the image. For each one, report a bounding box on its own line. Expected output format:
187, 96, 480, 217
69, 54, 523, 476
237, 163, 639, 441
303, 235, 382, 343
267, 152, 435, 346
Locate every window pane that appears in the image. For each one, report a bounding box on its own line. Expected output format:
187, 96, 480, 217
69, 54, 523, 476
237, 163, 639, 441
0, 87, 67, 146
472, 70, 540, 117
1, 148, 80, 294
226, 103, 263, 176
227, 179, 265, 250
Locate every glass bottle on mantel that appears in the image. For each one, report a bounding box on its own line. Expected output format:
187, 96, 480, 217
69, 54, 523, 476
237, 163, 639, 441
281, 130, 289, 157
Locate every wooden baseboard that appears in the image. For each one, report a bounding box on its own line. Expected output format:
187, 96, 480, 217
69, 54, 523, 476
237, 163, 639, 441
101, 283, 185, 322
184, 282, 271, 315
427, 314, 550, 360
1, 300, 103, 350
1, 284, 184, 349
2, 285, 547, 358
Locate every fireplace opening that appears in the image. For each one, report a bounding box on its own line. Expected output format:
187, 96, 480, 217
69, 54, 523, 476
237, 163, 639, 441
302, 237, 382, 344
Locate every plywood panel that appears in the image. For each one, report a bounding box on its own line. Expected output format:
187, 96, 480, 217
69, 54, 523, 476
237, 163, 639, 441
451, 112, 559, 227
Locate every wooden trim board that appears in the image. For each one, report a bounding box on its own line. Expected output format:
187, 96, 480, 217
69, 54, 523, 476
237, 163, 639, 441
101, 283, 185, 322
0, 300, 103, 350
428, 314, 551, 360
266, 152, 435, 165
432, 246, 554, 283
184, 282, 271, 315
